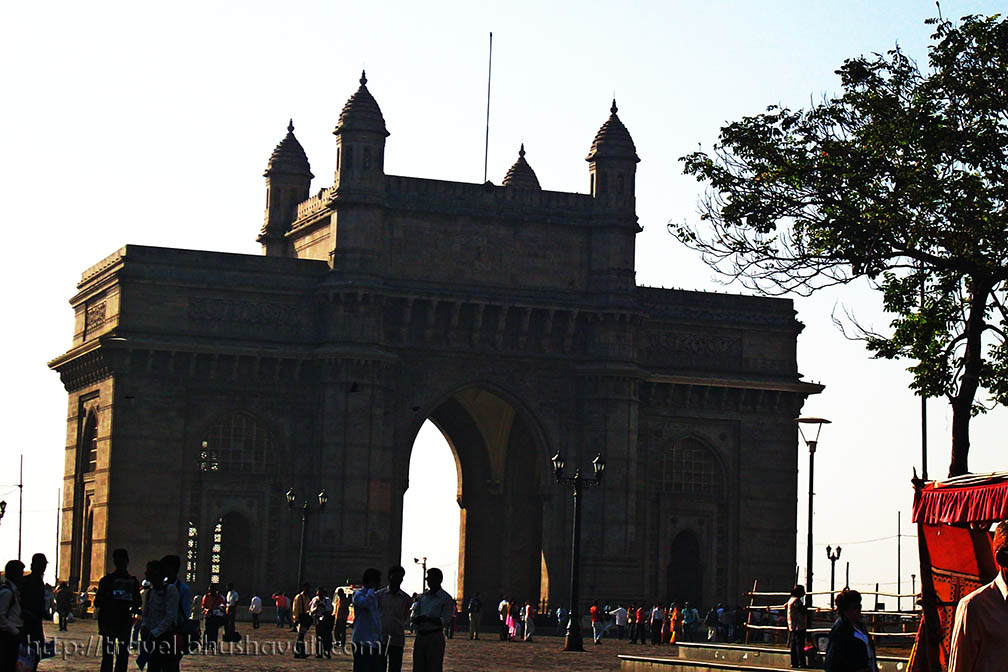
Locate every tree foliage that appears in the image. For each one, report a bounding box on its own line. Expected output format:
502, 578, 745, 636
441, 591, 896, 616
675, 15, 1008, 476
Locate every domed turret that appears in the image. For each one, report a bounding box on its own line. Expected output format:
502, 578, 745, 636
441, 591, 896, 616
501, 144, 541, 190
259, 120, 313, 256
333, 72, 388, 195
586, 100, 638, 209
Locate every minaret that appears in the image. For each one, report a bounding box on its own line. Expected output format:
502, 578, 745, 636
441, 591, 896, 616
501, 144, 541, 190
585, 100, 640, 297
332, 71, 389, 199
259, 120, 313, 257
585, 100, 639, 211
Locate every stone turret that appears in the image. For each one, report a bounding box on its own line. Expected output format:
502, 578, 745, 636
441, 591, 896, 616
333, 71, 388, 198
501, 144, 541, 190
586, 100, 638, 211
259, 120, 313, 257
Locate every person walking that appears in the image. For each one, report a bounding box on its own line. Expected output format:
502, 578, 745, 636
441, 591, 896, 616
497, 595, 510, 641
650, 603, 665, 645
272, 591, 291, 629
376, 566, 411, 672
249, 592, 262, 629
786, 586, 808, 668
612, 604, 628, 640
201, 585, 226, 651
522, 601, 536, 642
949, 520, 1008, 670
590, 601, 603, 644
825, 589, 876, 672
332, 588, 350, 648
351, 569, 383, 672
161, 553, 191, 669
138, 560, 178, 672
465, 592, 481, 640
411, 568, 455, 672
95, 548, 142, 672
309, 587, 333, 659
292, 583, 312, 659
0, 560, 24, 672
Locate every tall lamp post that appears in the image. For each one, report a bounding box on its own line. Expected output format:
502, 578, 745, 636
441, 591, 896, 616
552, 451, 605, 652
286, 488, 328, 592
797, 417, 831, 608
826, 545, 842, 608
413, 557, 427, 592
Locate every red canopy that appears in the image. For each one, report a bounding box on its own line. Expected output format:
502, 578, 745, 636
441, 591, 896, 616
912, 472, 1008, 526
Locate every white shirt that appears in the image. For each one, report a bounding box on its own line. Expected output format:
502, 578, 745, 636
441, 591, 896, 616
651, 606, 665, 623
226, 590, 239, 607
249, 595, 262, 614
498, 599, 509, 621
612, 607, 628, 627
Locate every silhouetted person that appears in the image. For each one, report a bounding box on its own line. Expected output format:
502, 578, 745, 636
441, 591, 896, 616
0, 560, 24, 672
310, 587, 333, 659
466, 592, 481, 640
377, 566, 411, 672
352, 569, 383, 672
139, 559, 178, 672
202, 585, 225, 651
160, 553, 190, 668
96, 548, 142, 672
19, 553, 47, 660
54, 582, 73, 632
787, 585, 808, 668
411, 567, 454, 672
292, 582, 312, 659
333, 588, 350, 647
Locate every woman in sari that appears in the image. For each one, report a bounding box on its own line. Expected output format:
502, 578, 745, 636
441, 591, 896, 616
669, 603, 682, 644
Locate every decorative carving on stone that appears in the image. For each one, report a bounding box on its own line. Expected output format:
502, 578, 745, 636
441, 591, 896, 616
85, 302, 106, 335
645, 331, 742, 369
188, 298, 298, 333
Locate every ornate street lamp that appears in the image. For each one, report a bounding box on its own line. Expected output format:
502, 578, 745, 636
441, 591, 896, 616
826, 545, 842, 608
413, 557, 427, 591
0, 500, 6, 524
286, 488, 327, 591
553, 451, 605, 652
798, 417, 830, 608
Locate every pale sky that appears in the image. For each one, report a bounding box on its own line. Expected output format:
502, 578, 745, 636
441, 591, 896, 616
2, 0, 1006, 606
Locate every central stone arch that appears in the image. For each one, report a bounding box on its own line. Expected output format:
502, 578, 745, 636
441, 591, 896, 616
400, 383, 551, 620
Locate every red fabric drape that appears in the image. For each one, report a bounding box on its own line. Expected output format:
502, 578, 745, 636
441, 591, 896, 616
913, 477, 1008, 526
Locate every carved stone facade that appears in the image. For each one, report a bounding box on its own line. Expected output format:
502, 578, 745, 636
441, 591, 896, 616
50, 76, 821, 613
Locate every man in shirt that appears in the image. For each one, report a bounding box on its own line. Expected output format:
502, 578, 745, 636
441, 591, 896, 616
352, 569, 383, 672
465, 592, 481, 640
377, 566, 412, 672
224, 582, 239, 639
497, 595, 510, 641
611, 604, 628, 640
202, 585, 226, 651
248, 591, 262, 629
412, 568, 455, 672
0, 560, 24, 672
590, 601, 603, 644
650, 603, 665, 645
19, 554, 47, 660
292, 582, 312, 659
332, 588, 350, 648
949, 520, 1008, 671
272, 592, 291, 629
786, 585, 808, 668
95, 548, 142, 672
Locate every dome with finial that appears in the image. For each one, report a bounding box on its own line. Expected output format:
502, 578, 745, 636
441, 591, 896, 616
586, 100, 639, 163
264, 119, 314, 178
501, 144, 541, 189
333, 71, 390, 137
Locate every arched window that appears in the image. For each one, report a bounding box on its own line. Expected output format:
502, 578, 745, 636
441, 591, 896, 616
663, 438, 723, 498
81, 412, 98, 473
186, 522, 199, 584
199, 412, 273, 474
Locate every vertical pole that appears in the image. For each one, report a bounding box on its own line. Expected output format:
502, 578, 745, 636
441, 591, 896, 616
829, 558, 836, 608
845, 562, 849, 589
297, 504, 307, 592
897, 511, 902, 612
55, 488, 61, 582
805, 443, 815, 608
483, 32, 492, 183
874, 583, 879, 611
18, 455, 23, 561
564, 477, 584, 651
921, 264, 928, 481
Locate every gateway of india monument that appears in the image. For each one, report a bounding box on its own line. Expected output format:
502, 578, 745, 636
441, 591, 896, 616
49, 73, 821, 617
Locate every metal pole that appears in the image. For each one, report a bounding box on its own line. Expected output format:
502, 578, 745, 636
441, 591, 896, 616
55, 488, 61, 582
829, 557, 836, 608
845, 562, 849, 588
805, 443, 815, 608
18, 455, 23, 561
483, 32, 492, 183
564, 475, 584, 651
297, 503, 308, 591
897, 511, 902, 611
921, 263, 928, 481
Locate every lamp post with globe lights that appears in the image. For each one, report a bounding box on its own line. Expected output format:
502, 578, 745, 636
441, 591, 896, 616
552, 451, 605, 652
797, 417, 831, 608
826, 545, 842, 608
286, 488, 328, 591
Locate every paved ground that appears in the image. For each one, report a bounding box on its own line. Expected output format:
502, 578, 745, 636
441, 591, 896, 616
38, 620, 661, 671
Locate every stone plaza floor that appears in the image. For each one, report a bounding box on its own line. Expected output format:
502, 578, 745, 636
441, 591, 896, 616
38, 620, 649, 671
